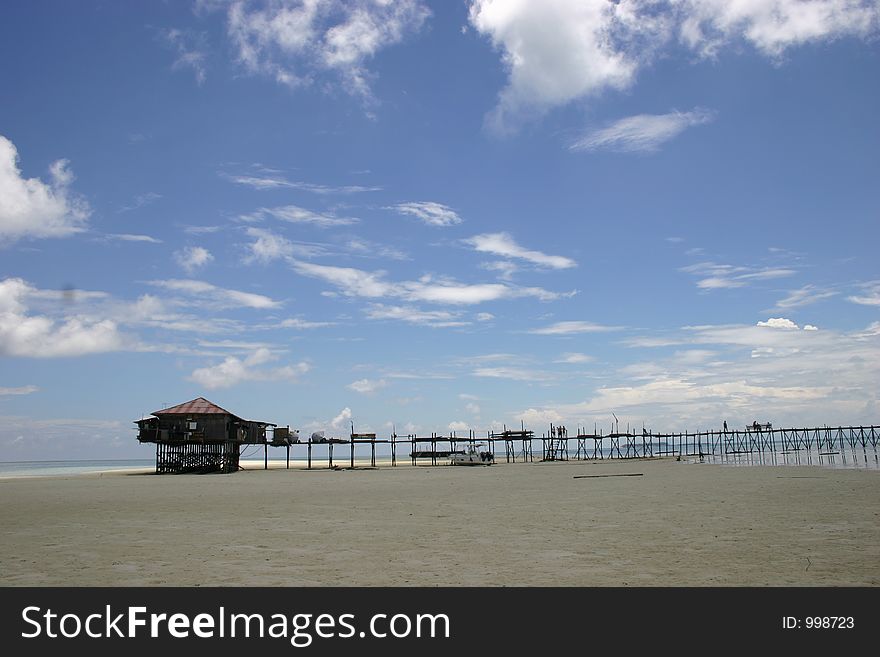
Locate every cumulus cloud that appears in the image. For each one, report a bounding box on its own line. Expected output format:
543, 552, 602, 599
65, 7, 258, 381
464, 232, 576, 269
189, 347, 309, 389
0, 135, 90, 243
757, 317, 799, 329
347, 378, 387, 394
0, 278, 125, 357
469, 0, 648, 134
330, 406, 352, 429
757, 317, 820, 331
469, 0, 880, 133
388, 201, 462, 226
174, 246, 214, 273
225, 0, 430, 102
570, 108, 715, 153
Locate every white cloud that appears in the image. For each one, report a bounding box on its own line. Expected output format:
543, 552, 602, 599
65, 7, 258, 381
481, 261, 519, 281
757, 317, 799, 329
473, 367, 551, 381
291, 260, 568, 305
0, 385, 39, 396
469, 0, 880, 133
0, 135, 90, 243
292, 261, 392, 298
147, 279, 281, 309
184, 225, 223, 235
256, 204, 359, 227
475, 312, 495, 322
347, 378, 387, 394
330, 406, 352, 429
174, 246, 214, 273
847, 281, 880, 306
227, 173, 380, 194
345, 238, 409, 261
465, 402, 481, 415
756, 317, 820, 332
530, 320, 617, 335
469, 0, 649, 134
555, 352, 594, 364
774, 284, 837, 309
389, 201, 462, 226
676, 0, 880, 58
225, 0, 429, 102
163, 28, 208, 85
116, 294, 243, 335
0, 278, 125, 357
464, 232, 576, 269
119, 191, 162, 213
245, 227, 295, 263
189, 347, 309, 389
448, 420, 470, 432
105, 233, 163, 244
681, 261, 797, 289
515, 327, 880, 428
570, 108, 715, 153
365, 304, 467, 327
279, 317, 335, 329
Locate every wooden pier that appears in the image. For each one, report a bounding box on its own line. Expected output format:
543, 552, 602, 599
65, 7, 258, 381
262, 424, 879, 470
135, 401, 878, 473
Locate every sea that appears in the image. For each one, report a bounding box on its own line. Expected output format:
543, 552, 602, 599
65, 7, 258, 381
1, 445, 877, 479
0, 459, 154, 478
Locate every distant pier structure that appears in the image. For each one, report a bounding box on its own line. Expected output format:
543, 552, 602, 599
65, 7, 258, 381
135, 397, 290, 474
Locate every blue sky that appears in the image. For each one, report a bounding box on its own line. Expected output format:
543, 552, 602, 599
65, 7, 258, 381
1, 0, 878, 460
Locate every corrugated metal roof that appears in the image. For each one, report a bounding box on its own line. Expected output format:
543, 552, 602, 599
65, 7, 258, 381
152, 397, 240, 418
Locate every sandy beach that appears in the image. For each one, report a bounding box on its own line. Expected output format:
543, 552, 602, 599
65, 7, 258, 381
1, 458, 878, 586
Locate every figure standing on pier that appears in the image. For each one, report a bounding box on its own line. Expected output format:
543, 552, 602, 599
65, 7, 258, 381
723, 420, 728, 433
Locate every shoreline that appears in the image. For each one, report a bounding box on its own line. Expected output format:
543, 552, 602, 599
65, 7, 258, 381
2, 446, 876, 481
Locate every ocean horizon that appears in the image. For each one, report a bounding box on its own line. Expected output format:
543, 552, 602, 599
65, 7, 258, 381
1, 444, 877, 479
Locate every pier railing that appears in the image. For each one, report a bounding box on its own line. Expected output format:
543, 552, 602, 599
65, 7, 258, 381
249, 425, 879, 469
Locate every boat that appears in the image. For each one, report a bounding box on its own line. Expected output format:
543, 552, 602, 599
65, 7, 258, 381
449, 444, 494, 466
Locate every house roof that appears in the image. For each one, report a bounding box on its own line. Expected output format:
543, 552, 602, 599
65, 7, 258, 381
152, 397, 240, 418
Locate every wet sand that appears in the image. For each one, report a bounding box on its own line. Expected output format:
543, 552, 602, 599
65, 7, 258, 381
1, 458, 878, 586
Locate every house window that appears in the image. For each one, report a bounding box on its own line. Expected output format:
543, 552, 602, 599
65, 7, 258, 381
188, 421, 198, 431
